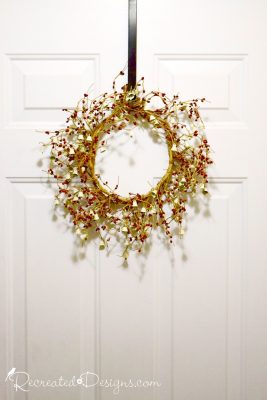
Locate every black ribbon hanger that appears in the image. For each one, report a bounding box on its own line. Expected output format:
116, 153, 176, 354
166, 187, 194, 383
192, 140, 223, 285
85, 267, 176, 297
128, 0, 137, 89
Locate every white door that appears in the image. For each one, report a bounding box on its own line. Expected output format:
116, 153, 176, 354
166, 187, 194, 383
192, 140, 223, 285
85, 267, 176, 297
1, 0, 267, 399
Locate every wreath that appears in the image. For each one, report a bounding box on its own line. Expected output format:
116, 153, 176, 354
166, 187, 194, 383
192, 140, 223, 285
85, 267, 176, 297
43, 72, 212, 260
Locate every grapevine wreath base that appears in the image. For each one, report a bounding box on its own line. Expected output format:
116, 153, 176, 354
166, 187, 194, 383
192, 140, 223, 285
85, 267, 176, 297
43, 72, 212, 260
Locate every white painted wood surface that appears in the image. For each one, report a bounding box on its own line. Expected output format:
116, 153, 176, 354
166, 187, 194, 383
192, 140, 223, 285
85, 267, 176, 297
0, 0, 267, 399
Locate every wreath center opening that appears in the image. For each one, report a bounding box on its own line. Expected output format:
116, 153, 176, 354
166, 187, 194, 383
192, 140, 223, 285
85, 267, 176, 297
94, 121, 170, 199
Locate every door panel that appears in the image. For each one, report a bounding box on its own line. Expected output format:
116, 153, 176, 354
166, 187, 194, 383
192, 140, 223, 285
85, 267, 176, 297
1, 1, 267, 400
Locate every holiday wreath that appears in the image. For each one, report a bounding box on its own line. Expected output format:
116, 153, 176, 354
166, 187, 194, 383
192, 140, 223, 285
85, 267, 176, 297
43, 72, 212, 260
